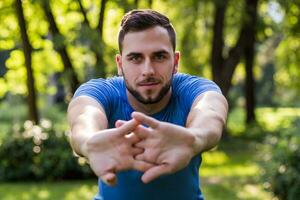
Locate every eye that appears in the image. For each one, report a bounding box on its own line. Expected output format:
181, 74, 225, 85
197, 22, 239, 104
153, 53, 167, 62
128, 55, 142, 63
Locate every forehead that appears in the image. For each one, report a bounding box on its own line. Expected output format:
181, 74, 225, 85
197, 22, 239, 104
122, 26, 173, 55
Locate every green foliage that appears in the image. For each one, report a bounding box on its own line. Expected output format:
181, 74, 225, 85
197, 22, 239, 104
260, 119, 300, 200
0, 0, 299, 109
0, 119, 94, 181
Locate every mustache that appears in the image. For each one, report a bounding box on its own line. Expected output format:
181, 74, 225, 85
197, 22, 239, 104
138, 77, 161, 84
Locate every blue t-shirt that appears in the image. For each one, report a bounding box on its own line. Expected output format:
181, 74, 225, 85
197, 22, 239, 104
74, 73, 221, 200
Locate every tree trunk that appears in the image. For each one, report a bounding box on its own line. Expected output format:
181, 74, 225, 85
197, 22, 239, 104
148, 0, 153, 8
41, 0, 80, 94
211, 0, 259, 136
211, 0, 227, 91
134, 0, 139, 8
121, 0, 135, 13
244, 0, 258, 123
95, 0, 107, 78
211, 0, 252, 98
245, 48, 256, 123
77, 0, 107, 78
15, 0, 39, 124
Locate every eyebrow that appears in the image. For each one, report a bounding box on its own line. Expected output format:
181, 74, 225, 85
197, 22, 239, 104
152, 50, 169, 55
126, 52, 142, 58
126, 50, 170, 58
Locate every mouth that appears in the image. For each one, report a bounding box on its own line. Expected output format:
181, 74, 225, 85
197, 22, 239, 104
138, 78, 161, 87
139, 82, 160, 86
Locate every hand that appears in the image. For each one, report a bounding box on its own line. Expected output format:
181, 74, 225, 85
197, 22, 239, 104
83, 119, 153, 186
131, 112, 196, 183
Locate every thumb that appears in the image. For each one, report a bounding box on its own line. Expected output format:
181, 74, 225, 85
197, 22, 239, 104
101, 172, 117, 186
141, 164, 170, 184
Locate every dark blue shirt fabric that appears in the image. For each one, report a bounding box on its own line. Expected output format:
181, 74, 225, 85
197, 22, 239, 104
74, 73, 221, 200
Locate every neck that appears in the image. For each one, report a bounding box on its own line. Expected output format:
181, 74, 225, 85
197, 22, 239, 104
126, 89, 172, 115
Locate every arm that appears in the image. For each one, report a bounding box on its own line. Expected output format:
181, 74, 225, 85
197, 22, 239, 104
67, 96, 153, 185
186, 91, 228, 154
67, 96, 108, 157
132, 91, 228, 183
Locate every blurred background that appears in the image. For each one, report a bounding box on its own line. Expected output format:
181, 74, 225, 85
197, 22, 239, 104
0, 0, 299, 199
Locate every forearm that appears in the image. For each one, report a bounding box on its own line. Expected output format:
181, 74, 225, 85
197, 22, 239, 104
188, 112, 224, 154
186, 92, 228, 155
67, 96, 108, 157
70, 121, 95, 157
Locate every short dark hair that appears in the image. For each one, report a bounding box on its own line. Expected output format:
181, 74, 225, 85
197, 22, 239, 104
118, 9, 176, 53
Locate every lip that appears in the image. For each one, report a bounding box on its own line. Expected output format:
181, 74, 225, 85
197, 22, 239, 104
138, 82, 160, 89
139, 82, 159, 86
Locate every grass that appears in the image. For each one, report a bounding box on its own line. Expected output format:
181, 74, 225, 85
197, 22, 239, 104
0, 180, 98, 200
201, 138, 272, 200
227, 107, 300, 135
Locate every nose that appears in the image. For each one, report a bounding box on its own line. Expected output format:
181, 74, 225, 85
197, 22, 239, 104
142, 58, 154, 76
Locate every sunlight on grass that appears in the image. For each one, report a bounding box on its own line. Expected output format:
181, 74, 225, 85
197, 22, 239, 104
237, 184, 271, 199
202, 151, 229, 165
0, 181, 98, 200
201, 163, 260, 177
64, 185, 98, 200
202, 180, 273, 200
37, 190, 50, 199
199, 137, 273, 200
201, 150, 259, 177
227, 107, 300, 135
227, 108, 246, 135
256, 107, 300, 131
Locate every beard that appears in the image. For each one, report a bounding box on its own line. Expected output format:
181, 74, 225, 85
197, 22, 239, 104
124, 75, 173, 105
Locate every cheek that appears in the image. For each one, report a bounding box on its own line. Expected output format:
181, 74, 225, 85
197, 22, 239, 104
124, 69, 139, 77
123, 68, 140, 83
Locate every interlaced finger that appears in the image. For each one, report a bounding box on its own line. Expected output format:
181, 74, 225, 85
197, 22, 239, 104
132, 112, 159, 129
117, 119, 139, 136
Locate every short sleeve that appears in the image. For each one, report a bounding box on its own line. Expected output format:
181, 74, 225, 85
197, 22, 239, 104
173, 73, 222, 111
73, 78, 122, 117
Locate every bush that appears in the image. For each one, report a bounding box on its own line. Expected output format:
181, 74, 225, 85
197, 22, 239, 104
0, 119, 94, 181
260, 119, 300, 200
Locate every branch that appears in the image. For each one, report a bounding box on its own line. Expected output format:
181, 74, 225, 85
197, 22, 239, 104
77, 0, 90, 27
96, 0, 107, 38
41, 0, 79, 93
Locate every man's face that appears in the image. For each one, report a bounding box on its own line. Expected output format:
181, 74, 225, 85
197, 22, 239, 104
116, 26, 180, 104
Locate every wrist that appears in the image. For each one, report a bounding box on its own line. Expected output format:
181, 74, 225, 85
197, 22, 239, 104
70, 133, 90, 158
188, 128, 207, 155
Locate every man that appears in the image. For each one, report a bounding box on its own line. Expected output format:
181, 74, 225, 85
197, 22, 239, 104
68, 9, 228, 200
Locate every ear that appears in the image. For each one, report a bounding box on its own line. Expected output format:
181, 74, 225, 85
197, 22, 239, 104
116, 54, 123, 76
173, 51, 180, 74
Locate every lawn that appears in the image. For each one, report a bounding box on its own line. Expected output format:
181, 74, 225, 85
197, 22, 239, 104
201, 138, 272, 200
0, 180, 98, 200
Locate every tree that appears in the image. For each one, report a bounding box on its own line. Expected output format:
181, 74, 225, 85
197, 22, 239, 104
77, 0, 108, 78
15, 0, 39, 124
244, 0, 258, 123
211, 0, 259, 123
211, 0, 242, 97
40, 0, 80, 95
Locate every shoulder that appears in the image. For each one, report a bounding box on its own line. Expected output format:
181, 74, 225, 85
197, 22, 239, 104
78, 76, 123, 89
74, 76, 124, 98
172, 73, 221, 94
170, 73, 222, 113
72, 76, 125, 115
